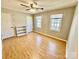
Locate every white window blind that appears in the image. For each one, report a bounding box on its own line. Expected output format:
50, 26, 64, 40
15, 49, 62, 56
36, 16, 42, 28
50, 14, 63, 32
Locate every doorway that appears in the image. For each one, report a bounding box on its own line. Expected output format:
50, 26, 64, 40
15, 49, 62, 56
26, 16, 33, 34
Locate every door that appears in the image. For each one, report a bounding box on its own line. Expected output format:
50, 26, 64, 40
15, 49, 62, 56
26, 16, 33, 34
1, 13, 14, 39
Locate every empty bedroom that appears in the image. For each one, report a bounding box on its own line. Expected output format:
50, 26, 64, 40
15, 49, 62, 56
1, 0, 78, 59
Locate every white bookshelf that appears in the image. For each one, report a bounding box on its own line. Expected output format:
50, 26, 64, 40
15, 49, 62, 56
16, 26, 26, 36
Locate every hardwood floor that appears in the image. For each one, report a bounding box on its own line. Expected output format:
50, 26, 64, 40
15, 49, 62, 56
2, 32, 66, 59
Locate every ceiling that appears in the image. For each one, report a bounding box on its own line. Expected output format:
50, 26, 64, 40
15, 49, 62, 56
1, 0, 77, 14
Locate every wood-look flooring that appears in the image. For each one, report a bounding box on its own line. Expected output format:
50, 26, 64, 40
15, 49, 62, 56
2, 32, 66, 59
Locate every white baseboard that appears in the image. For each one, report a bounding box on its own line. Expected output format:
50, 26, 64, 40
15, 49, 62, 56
34, 31, 67, 42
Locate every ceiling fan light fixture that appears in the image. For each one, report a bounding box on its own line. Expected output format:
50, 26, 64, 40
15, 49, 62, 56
29, 9, 36, 12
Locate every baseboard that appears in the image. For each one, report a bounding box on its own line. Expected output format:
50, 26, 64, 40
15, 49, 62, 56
2, 36, 16, 40
34, 31, 67, 42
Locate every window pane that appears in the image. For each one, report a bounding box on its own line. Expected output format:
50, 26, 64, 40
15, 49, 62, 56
50, 14, 63, 32
36, 16, 42, 28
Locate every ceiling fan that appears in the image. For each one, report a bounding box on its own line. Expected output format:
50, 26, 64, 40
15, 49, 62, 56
20, 2, 44, 11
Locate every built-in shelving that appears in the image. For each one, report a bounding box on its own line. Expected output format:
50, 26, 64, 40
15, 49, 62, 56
16, 26, 26, 36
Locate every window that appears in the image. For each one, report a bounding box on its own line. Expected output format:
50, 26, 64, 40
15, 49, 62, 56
35, 16, 42, 28
50, 14, 63, 32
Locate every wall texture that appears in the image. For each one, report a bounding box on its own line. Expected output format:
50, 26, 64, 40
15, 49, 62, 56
1, 8, 32, 37
33, 6, 76, 40
1, 8, 31, 27
66, 5, 78, 59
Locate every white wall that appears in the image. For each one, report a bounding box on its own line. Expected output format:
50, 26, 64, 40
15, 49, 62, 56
2, 8, 32, 27
1, 8, 32, 38
12, 12, 26, 27
66, 5, 78, 59
1, 13, 15, 39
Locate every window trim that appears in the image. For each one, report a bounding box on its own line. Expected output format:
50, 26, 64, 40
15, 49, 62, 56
35, 16, 42, 28
50, 14, 63, 32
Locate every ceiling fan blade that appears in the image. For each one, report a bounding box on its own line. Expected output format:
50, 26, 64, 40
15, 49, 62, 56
33, 1, 37, 5
38, 4, 51, 7
35, 8, 44, 10
20, 4, 29, 8
26, 9, 30, 10
32, 0, 37, 5
30, 4, 33, 8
